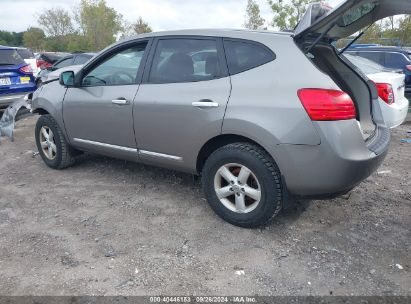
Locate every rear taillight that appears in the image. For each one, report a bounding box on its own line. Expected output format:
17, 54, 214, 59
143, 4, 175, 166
297, 89, 356, 121
36, 59, 51, 70
19, 65, 33, 74
375, 83, 394, 105
406, 65, 411, 72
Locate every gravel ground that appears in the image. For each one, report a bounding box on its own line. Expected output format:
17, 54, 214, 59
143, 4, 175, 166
0, 115, 410, 296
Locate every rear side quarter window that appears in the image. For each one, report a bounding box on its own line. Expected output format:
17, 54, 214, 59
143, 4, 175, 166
223, 39, 275, 75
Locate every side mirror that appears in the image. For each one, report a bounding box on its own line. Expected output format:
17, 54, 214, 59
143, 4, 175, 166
59, 71, 75, 87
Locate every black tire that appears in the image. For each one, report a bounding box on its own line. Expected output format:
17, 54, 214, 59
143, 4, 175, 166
35, 114, 76, 169
202, 143, 283, 228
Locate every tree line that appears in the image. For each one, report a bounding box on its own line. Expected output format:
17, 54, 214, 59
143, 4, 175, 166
245, 0, 411, 47
1, 0, 152, 52
1, 0, 410, 53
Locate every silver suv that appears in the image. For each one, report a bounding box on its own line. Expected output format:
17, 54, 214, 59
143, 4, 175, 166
31, 0, 410, 227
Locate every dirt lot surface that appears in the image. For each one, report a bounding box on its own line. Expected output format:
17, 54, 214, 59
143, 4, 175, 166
0, 115, 410, 296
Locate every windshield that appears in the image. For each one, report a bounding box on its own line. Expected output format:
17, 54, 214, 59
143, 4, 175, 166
0, 49, 25, 65
344, 53, 386, 74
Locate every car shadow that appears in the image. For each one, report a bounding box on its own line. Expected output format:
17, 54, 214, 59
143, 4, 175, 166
73, 152, 311, 227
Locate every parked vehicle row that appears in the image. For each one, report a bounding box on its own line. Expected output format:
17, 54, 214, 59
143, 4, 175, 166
344, 54, 409, 128
35, 52, 70, 72
0, 49, 95, 110
36, 52, 95, 86
30, 0, 411, 227
347, 46, 411, 96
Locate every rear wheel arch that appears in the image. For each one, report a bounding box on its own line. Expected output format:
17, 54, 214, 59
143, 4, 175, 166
196, 134, 278, 174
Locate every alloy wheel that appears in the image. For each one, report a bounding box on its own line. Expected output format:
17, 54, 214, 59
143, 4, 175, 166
39, 126, 57, 160
213, 163, 261, 214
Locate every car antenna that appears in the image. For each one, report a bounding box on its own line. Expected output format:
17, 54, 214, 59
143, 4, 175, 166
339, 24, 372, 55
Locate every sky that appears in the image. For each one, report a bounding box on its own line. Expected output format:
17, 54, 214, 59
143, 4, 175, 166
0, 0, 345, 33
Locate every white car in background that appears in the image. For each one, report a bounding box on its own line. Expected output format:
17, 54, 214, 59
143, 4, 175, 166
15, 47, 39, 76
345, 53, 409, 128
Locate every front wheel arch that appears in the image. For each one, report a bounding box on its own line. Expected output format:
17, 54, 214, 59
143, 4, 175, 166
32, 108, 49, 115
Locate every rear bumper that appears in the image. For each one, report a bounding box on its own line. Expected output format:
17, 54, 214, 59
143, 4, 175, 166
273, 119, 389, 198
0, 87, 36, 108
379, 97, 409, 128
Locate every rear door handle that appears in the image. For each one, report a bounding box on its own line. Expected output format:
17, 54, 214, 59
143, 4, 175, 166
112, 98, 130, 105
192, 99, 219, 108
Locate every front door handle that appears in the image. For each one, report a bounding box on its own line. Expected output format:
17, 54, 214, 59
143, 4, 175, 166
192, 99, 219, 108
112, 98, 129, 105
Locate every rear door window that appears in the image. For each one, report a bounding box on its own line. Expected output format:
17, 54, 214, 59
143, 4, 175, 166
223, 39, 275, 75
148, 38, 221, 83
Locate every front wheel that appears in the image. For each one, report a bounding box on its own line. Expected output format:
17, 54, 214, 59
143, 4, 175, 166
202, 143, 283, 228
35, 114, 77, 169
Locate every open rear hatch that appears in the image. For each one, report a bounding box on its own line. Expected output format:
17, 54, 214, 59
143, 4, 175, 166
293, 0, 411, 151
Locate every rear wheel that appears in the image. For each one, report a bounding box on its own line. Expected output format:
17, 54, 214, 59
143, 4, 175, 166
202, 143, 283, 228
35, 114, 77, 169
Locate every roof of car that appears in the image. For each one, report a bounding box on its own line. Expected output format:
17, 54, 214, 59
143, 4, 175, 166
123, 28, 292, 42
75, 52, 95, 56
0, 45, 14, 50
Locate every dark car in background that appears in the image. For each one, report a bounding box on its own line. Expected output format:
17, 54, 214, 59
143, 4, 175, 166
347, 46, 411, 96
35, 52, 95, 86
36, 52, 70, 71
0, 46, 36, 108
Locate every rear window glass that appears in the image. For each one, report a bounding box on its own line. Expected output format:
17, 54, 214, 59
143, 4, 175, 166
0, 49, 25, 65
16, 48, 34, 59
355, 51, 385, 65
224, 40, 275, 75
338, 3, 376, 27
345, 54, 385, 74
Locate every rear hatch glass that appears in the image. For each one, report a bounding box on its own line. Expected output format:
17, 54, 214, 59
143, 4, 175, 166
17, 49, 34, 59
0, 49, 25, 66
295, 0, 411, 41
